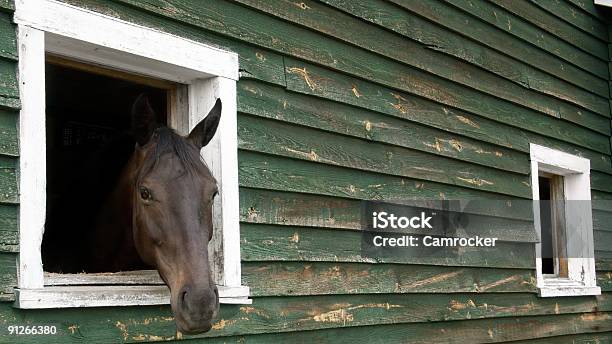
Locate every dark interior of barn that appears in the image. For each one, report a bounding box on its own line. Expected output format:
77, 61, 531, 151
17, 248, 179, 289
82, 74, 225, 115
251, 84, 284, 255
42, 57, 167, 273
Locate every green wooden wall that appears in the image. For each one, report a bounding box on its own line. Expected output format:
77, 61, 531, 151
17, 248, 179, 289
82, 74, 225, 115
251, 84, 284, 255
1, 0, 612, 342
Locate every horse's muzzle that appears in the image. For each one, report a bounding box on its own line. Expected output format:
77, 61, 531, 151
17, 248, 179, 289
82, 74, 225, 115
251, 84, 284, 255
174, 283, 219, 334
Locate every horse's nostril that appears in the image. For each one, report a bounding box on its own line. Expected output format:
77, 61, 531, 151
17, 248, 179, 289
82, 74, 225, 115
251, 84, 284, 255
180, 288, 189, 308
177, 284, 218, 317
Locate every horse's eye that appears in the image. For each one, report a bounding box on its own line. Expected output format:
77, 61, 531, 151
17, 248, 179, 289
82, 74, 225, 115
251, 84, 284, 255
139, 187, 152, 201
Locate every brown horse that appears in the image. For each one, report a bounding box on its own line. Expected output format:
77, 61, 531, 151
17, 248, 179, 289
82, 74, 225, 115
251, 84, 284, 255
44, 94, 222, 334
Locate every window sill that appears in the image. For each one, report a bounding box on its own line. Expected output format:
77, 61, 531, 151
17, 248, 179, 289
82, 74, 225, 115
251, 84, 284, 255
13, 285, 251, 309
538, 278, 601, 297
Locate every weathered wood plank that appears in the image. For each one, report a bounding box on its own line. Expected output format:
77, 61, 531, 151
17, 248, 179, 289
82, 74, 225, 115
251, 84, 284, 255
237, 113, 532, 198
240, 223, 535, 268
489, 0, 608, 60
283, 57, 612, 158
591, 171, 612, 194
442, 0, 608, 78
0, 171, 16, 254
242, 262, 536, 296
0, 252, 16, 296
0, 0, 13, 13
386, 0, 608, 98
111, 0, 612, 149
1, 295, 610, 343
0, 59, 18, 103
0, 231, 16, 248
594, 209, 612, 232
235, 0, 610, 125
0, 243, 16, 253
0, 13, 16, 61
240, 188, 361, 229
593, 203, 612, 215
238, 150, 535, 221
239, 188, 537, 243
0, 204, 16, 233
0, 202, 16, 250
0, 95, 18, 110
597, 259, 612, 271
321, 0, 610, 119
506, 332, 612, 344
159, 318, 612, 344
0, 156, 17, 204
567, 0, 609, 21
595, 231, 612, 252
599, 271, 612, 291
596, 250, 612, 259
0, 109, 17, 157
529, 0, 608, 41
203, 293, 612, 336
63, 0, 287, 86
43, 270, 165, 286
238, 81, 530, 175
593, 190, 612, 203
14, 285, 250, 308
235, 48, 286, 87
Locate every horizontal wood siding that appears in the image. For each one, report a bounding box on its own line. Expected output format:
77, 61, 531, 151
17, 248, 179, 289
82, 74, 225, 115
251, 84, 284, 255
0, 0, 18, 309
0, 0, 611, 343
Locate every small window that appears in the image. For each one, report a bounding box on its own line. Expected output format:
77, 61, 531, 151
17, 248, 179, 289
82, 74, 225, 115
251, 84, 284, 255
538, 174, 567, 277
530, 144, 600, 297
43, 56, 173, 273
14, 0, 248, 308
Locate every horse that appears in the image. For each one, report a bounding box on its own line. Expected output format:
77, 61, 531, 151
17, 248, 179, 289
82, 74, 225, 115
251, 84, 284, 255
43, 94, 222, 334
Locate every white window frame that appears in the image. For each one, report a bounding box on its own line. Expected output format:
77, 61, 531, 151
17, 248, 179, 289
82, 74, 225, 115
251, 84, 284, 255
13, 0, 249, 308
594, 0, 612, 7
530, 143, 600, 297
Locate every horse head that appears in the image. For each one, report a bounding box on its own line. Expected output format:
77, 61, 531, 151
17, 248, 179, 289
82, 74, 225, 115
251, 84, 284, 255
128, 94, 221, 334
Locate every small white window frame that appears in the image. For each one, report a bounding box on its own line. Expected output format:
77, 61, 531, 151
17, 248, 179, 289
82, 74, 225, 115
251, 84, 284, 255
530, 143, 600, 297
594, 0, 612, 7
13, 0, 249, 308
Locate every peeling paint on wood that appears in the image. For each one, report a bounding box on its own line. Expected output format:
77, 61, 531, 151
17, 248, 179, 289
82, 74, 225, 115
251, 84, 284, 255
237, 113, 531, 197
237, 80, 531, 174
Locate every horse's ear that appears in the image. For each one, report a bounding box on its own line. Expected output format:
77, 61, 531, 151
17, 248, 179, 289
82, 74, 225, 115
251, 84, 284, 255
131, 93, 158, 146
188, 98, 222, 148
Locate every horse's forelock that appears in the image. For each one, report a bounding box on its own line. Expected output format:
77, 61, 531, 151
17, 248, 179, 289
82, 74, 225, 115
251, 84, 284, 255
137, 127, 207, 183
